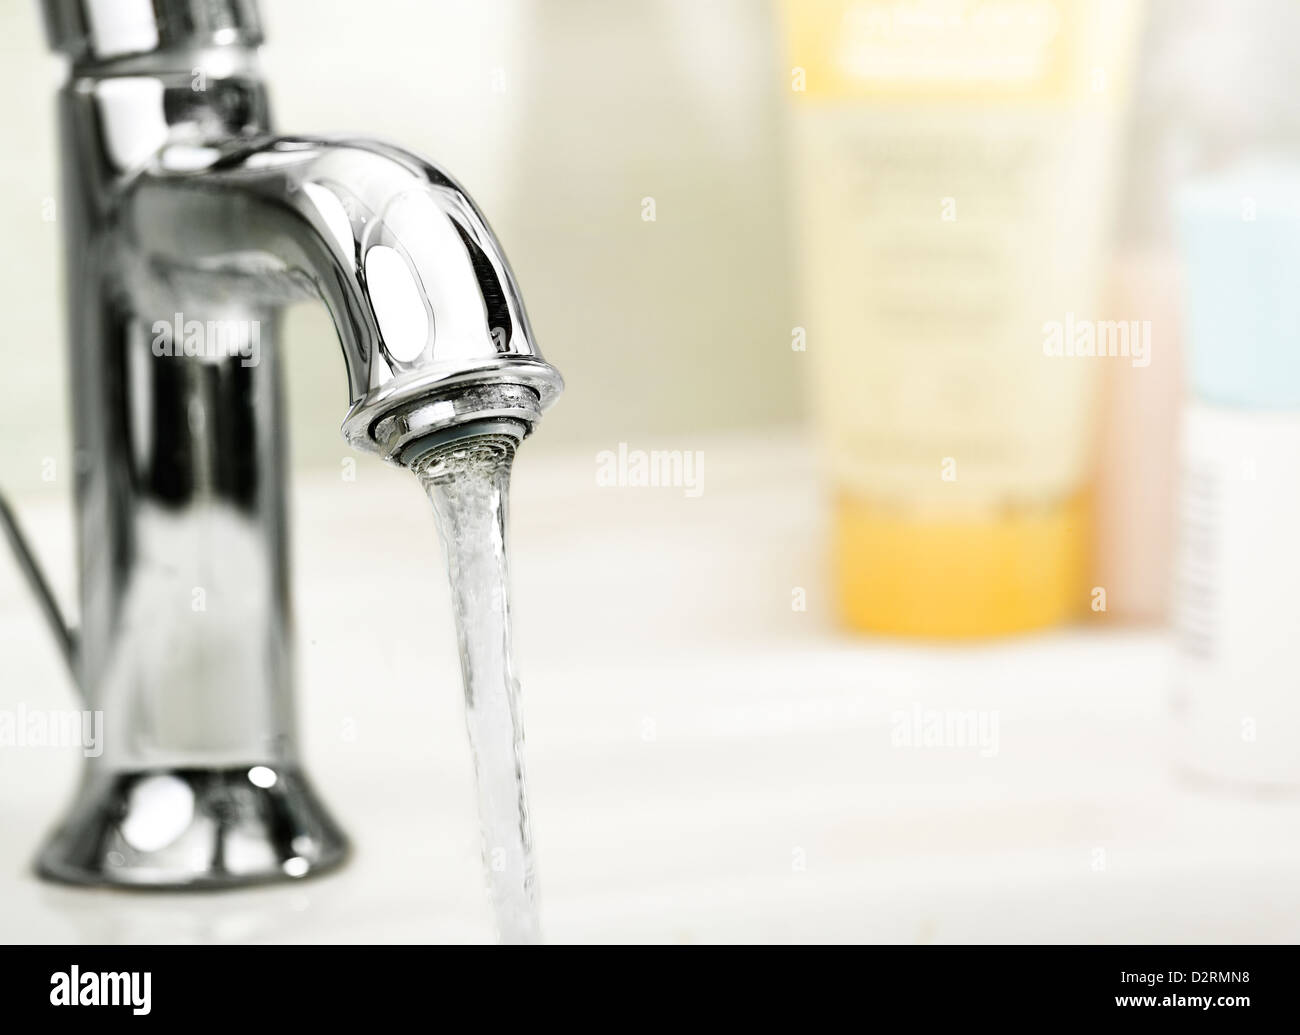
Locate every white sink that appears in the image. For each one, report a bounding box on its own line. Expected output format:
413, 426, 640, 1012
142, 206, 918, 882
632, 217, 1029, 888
3, 434, 1299, 943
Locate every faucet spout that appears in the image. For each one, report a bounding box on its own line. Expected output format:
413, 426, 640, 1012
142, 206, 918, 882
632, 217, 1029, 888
117, 136, 563, 462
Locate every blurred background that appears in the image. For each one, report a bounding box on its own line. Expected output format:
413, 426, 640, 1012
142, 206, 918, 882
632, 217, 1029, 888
2, 0, 1300, 942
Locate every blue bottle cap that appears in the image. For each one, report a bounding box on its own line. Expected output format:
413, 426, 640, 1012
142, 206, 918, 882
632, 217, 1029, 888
1177, 158, 1300, 410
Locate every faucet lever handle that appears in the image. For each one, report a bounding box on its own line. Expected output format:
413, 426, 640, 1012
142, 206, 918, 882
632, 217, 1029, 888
42, 0, 263, 63
0, 492, 79, 686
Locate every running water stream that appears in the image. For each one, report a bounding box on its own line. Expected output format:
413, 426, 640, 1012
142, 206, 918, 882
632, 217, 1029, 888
415, 434, 540, 944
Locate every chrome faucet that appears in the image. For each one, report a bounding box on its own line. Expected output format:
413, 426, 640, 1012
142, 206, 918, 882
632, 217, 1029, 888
1, 0, 561, 888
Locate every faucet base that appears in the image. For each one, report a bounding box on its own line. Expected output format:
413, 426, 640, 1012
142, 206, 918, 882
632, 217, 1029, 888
36, 765, 349, 890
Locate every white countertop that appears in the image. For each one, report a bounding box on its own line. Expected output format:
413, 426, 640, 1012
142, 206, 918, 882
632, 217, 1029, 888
3, 433, 1299, 943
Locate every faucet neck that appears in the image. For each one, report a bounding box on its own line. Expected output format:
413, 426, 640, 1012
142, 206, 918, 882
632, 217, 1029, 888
42, 0, 263, 67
